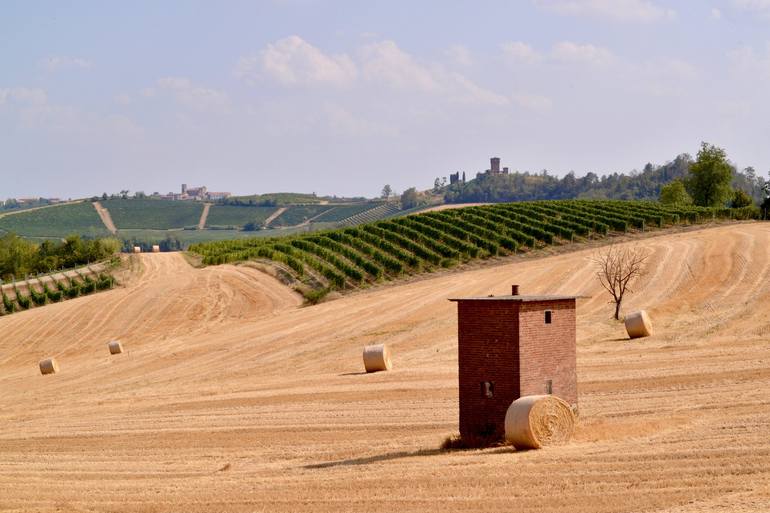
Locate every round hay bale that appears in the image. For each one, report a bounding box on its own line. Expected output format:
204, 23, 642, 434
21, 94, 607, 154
39, 358, 59, 375
625, 310, 653, 339
504, 395, 575, 450
363, 344, 392, 373
151, 245, 160, 253
132, 246, 141, 254
108, 340, 123, 355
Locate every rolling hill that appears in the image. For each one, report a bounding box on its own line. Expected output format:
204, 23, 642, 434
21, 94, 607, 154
1, 222, 769, 511
0, 197, 415, 246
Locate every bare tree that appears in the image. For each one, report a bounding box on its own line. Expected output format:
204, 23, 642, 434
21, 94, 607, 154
593, 245, 648, 320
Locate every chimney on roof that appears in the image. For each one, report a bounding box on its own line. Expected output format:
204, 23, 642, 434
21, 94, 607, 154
511, 285, 519, 296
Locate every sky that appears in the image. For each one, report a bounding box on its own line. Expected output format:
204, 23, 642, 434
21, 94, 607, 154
2, 0, 770, 200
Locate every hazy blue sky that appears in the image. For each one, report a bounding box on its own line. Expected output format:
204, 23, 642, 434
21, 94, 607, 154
2, 0, 770, 199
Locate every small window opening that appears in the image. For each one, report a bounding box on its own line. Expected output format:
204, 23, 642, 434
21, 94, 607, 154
545, 379, 553, 395
481, 381, 494, 398
545, 310, 552, 324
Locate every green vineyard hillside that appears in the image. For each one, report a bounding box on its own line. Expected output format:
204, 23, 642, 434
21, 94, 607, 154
190, 200, 758, 302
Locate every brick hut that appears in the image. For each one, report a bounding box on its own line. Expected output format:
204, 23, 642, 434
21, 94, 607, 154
450, 285, 579, 443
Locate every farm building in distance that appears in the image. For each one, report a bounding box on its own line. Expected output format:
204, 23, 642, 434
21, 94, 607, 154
450, 285, 578, 443
159, 184, 231, 201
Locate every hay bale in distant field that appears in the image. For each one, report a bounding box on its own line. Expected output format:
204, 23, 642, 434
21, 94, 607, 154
152, 245, 160, 253
132, 246, 141, 254
363, 344, 392, 373
108, 340, 123, 355
504, 395, 575, 450
39, 358, 59, 375
625, 310, 653, 339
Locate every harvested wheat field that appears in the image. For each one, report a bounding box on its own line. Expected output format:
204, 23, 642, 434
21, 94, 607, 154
2, 224, 770, 512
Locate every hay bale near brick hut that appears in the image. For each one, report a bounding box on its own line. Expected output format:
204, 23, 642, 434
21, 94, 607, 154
363, 344, 392, 373
132, 246, 141, 254
504, 395, 575, 450
108, 340, 123, 355
151, 245, 160, 253
39, 358, 59, 375
625, 310, 653, 339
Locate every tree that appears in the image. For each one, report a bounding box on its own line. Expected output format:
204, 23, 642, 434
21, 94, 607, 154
731, 189, 753, 208
593, 245, 648, 320
381, 184, 392, 199
761, 181, 770, 220
659, 180, 692, 206
401, 187, 419, 209
685, 142, 733, 207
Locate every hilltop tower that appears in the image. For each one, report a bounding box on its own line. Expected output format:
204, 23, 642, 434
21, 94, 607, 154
490, 157, 501, 174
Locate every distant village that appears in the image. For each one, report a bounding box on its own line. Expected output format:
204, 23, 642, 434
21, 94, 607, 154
1, 184, 232, 210
158, 184, 232, 202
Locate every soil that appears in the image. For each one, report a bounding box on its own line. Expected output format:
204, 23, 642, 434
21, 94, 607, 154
1, 223, 770, 512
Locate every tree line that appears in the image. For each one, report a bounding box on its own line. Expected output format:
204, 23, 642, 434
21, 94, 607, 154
0, 234, 120, 281
441, 143, 768, 211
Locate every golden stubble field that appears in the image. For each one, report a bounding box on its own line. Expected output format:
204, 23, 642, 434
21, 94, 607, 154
2, 223, 770, 512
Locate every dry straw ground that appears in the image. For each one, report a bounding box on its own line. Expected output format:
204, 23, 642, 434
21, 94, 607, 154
1, 223, 770, 512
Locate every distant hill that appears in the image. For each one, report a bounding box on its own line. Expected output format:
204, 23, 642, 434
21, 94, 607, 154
444, 155, 694, 203
0, 195, 416, 249
443, 154, 766, 205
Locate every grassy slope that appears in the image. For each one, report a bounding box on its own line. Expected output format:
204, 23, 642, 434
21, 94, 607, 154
0, 202, 109, 238
104, 199, 204, 229
205, 205, 280, 228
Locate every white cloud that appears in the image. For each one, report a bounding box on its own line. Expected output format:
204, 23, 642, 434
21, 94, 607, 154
552, 41, 614, 65
156, 77, 230, 112
711, 7, 723, 19
360, 40, 508, 105
445, 44, 473, 66
239, 35, 357, 86
42, 56, 92, 72
535, 0, 676, 22
238, 37, 506, 105
0, 87, 47, 106
732, 0, 770, 15
511, 92, 553, 110
360, 40, 438, 92
501, 41, 543, 63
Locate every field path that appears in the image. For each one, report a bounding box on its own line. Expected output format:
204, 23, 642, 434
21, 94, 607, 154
198, 202, 212, 229
263, 206, 287, 227
93, 201, 117, 233
2, 224, 770, 512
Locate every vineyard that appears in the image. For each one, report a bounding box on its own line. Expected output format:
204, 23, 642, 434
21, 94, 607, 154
0, 201, 109, 239
0, 267, 117, 316
102, 199, 204, 230
189, 200, 758, 302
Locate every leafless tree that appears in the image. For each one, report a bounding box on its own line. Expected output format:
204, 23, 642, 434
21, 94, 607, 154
593, 245, 648, 320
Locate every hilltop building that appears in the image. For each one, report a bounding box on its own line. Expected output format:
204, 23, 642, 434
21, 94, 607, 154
162, 184, 231, 201
486, 157, 509, 175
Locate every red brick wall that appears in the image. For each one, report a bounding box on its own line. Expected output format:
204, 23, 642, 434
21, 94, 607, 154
518, 299, 577, 408
455, 298, 578, 443
457, 300, 520, 442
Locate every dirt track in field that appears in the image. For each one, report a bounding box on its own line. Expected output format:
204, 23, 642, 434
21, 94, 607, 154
2, 223, 770, 512
93, 201, 118, 234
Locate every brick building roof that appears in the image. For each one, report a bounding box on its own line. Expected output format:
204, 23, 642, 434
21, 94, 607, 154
449, 295, 583, 302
